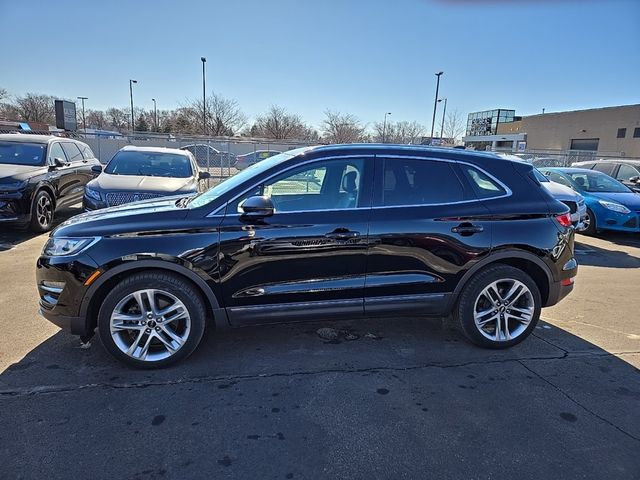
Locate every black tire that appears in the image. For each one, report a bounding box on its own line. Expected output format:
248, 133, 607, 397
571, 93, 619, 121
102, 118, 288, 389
98, 272, 206, 368
454, 265, 541, 349
29, 190, 54, 233
581, 208, 598, 236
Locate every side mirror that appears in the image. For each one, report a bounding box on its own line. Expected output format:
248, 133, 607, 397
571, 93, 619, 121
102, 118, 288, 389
240, 195, 274, 218
91, 165, 102, 174
53, 157, 66, 168
629, 175, 640, 183
198, 171, 211, 180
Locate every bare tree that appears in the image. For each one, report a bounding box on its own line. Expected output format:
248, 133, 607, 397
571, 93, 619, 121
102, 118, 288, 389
439, 109, 466, 144
250, 105, 307, 140
85, 109, 106, 129
106, 107, 129, 132
372, 120, 425, 144
7, 93, 56, 124
0, 88, 7, 102
321, 110, 367, 144
186, 92, 247, 136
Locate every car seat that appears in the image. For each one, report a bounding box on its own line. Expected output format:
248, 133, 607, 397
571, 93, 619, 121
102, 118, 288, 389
339, 171, 359, 208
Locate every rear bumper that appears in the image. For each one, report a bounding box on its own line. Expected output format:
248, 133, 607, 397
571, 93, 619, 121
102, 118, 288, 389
545, 279, 574, 307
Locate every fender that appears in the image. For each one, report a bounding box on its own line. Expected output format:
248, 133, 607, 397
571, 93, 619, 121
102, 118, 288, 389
446, 248, 554, 312
79, 258, 229, 330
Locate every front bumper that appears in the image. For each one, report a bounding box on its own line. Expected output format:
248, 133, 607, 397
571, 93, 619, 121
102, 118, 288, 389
0, 192, 31, 224
36, 253, 99, 336
82, 194, 107, 211
595, 208, 640, 233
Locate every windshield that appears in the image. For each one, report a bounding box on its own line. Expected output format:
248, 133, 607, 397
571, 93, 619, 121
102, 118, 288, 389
188, 149, 305, 208
105, 151, 193, 178
566, 170, 631, 193
0, 142, 46, 166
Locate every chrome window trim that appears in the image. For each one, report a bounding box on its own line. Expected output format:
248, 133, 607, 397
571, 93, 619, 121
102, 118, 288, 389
208, 153, 513, 216
207, 154, 375, 217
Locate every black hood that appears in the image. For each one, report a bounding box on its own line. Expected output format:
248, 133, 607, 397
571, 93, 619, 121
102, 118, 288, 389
0, 164, 47, 182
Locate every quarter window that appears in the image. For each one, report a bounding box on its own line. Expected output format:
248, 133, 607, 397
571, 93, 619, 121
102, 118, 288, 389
461, 166, 506, 199
381, 158, 465, 206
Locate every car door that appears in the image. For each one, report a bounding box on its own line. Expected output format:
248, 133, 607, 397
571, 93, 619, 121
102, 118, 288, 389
46, 142, 77, 209
59, 142, 86, 204
364, 155, 493, 316
615, 163, 640, 192
74, 142, 101, 186
217, 155, 373, 326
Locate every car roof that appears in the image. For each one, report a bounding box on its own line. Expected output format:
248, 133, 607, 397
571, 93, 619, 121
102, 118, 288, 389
119, 145, 191, 156
544, 167, 598, 173
585, 158, 640, 164
0, 133, 80, 144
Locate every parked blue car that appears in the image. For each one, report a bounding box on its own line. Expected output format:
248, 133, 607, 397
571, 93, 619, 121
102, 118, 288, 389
538, 167, 640, 235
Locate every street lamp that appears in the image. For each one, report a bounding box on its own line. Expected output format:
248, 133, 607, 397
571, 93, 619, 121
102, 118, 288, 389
201, 57, 207, 135
152, 98, 157, 132
382, 112, 392, 143
129, 79, 137, 132
77, 96, 88, 132
430, 71, 443, 144
438, 98, 447, 140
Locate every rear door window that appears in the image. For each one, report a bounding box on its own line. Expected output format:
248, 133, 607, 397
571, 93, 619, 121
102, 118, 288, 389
616, 164, 640, 181
380, 158, 465, 206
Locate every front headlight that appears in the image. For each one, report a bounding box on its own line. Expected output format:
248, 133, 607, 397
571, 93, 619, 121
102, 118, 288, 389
0, 180, 27, 191
598, 200, 630, 214
84, 187, 102, 201
43, 237, 99, 257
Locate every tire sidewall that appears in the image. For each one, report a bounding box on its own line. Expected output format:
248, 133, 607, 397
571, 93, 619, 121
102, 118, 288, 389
98, 273, 206, 368
456, 265, 541, 349
582, 208, 597, 236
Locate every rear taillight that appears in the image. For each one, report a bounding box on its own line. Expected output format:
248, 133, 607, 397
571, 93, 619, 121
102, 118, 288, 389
555, 212, 572, 228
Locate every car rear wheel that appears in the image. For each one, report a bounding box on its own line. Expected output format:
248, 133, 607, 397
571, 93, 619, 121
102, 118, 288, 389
29, 190, 54, 232
454, 265, 541, 349
98, 272, 206, 368
581, 208, 598, 236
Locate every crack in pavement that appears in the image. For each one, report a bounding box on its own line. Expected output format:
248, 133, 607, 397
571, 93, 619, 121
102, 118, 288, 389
517, 359, 640, 443
1, 349, 638, 399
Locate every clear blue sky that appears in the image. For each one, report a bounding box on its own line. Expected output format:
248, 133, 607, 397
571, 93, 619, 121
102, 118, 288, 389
1, 0, 638, 129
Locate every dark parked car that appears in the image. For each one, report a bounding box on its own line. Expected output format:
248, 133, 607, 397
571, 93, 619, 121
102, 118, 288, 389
572, 159, 640, 193
0, 134, 101, 232
37, 145, 577, 367
180, 144, 237, 168
234, 150, 282, 170
83, 146, 210, 210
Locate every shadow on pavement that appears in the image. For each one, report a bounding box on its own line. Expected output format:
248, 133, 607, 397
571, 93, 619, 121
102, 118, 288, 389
1, 316, 639, 479
0, 206, 82, 249
575, 240, 640, 268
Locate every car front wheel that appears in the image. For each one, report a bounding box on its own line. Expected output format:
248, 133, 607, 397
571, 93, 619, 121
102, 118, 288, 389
29, 190, 54, 232
581, 208, 597, 236
454, 265, 541, 349
98, 272, 206, 368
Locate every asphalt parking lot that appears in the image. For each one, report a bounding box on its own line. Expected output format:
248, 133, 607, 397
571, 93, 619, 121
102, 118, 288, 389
1, 208, 639, 480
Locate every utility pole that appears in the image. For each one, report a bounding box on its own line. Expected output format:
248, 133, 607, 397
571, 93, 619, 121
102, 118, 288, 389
201, 57, 207, 135
77, 96, 88, 132
430, 71, 443, 144
382, 112, 391, 143
152, 98, 157, 132
439, 98, 447, 140
129, 79, 137, 132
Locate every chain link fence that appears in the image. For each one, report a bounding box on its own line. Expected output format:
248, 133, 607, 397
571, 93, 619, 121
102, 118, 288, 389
492, 147, 640, 167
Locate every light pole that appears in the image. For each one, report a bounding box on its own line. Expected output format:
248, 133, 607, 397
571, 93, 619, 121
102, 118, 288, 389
201, 57, 207, 135
129, 79, 137, 132
430, 71, 443, 144
438, 98, 447, 140
382, 112, 392, 143
152, 98, 157, 132
77, 96, 88, 132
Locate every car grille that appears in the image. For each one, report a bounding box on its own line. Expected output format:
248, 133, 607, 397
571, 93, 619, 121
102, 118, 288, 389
561, 201, 578, 214
106, 192, 164, 207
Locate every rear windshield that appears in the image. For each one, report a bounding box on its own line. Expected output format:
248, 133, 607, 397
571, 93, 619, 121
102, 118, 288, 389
105, 151, 193, 178
0, 141, 46, 166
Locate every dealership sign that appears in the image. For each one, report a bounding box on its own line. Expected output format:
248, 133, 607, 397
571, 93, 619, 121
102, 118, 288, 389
54, 100, 77, 131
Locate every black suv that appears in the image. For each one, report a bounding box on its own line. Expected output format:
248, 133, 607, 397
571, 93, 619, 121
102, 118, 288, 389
36, 145, 577, 367
0, 134, 101, 231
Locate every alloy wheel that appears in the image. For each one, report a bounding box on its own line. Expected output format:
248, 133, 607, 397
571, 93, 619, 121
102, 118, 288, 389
473, 278, 535, 342
110, 289, 191, 362
36, 194, 53, 227
583, 212, 591, 230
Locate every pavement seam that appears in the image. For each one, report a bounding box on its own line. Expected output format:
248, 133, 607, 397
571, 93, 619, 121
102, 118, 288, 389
1, 349, 639, 399
517, 359, 640, 444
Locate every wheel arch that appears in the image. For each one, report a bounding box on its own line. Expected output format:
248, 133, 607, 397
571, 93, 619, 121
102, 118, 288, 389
80, 259, 228, 332
448, 249, 553, 312
32, 182, 57, 211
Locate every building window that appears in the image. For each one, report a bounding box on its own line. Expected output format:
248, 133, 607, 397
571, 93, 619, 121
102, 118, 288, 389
617, 128, 627, 138
634, 127, 640, 138
570, 138, 599, 151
